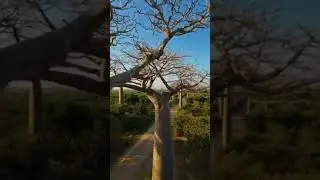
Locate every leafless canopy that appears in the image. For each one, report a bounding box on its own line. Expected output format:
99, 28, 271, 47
110, 0, 136, 46
110, 0, 210, 88
211, 4, 320, 95
0, 0, 110, 91
116, 49, 209, 96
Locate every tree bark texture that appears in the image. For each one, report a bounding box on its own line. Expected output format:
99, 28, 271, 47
118, 87, 124, 105
210, 82, 229, 179
0, 2, 109, 88
178, 89, 182, 109
150, 92, 175, 180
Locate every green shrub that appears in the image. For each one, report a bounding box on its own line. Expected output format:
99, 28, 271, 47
215, 108, 320, 179
172, 113, 192, 137
118, 103, 134, 115
172, 111, 209, 151
121, 115, 153, 134
246, 110, 314, 132
175, 140, 210, 180
44, 102, 93, 137
132, 102, 150, 116
182, 116, 210, 141
110, 103, 121, 114
110, 114, 123, 152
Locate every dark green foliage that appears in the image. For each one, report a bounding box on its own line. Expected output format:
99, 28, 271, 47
246, 110, 314, 132
215, 107, 320, 180
123, 91, 149, 105
175, 140, 210, 180
170, 93, 210, 179
183, 116, 210, 141
44, 102, 94, 137
110, 90, 153, 134
0, 89, 211, 180
173, 94, 210, 141
121, 115, 153, 134
0, 90, 109, 179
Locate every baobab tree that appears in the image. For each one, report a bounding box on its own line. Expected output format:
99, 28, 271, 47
35, 0, 209, 93
109, 1, 209, 178
0, 0, 131, 132
0, 0, 209, 94
0, 0, 63, 134
114, 49, 208, 180
0, 0, 110, 89
211, 2, 320, 173
22, 0, 208, 134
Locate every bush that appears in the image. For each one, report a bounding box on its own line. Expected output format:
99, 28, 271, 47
215, 109, 320, 179
246, 110, 314, 132
172, 113, 192, 137
132, 102, 150, 116
121, 115, 153, 134
110, 114, 123, 152
173, 111, 210, 151
124, 92, 149, 105
182, 116, 210, 141
112, 103, 152, 116
44, 102, 94, 137
174, 141, 210, 180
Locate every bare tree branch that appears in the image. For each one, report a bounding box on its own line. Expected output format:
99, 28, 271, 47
211, 4, 320, 99
0, 1, 110, 88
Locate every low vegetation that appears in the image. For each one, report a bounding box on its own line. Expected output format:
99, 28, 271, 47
214, 90, 320, 180
0, 88, 210, 179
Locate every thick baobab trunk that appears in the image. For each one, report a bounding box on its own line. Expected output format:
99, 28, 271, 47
28, 79, 42, 135
150, 92, 174, 180
118, 87, 124, 105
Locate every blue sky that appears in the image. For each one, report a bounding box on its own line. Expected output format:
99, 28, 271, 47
133, 26, 210, 70
112, 1, 210, 71
220, 0, 320, 30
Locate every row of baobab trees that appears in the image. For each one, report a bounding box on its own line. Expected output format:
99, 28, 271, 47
0, 0, 320, 180
115, 87, 207, 110
215, 86, 314, 154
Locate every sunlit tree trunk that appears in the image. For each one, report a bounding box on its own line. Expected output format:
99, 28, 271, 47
149, 92, 174, 180
118, 87, 124, 105
178, 89, 182, 109
28, 79, 42, 135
